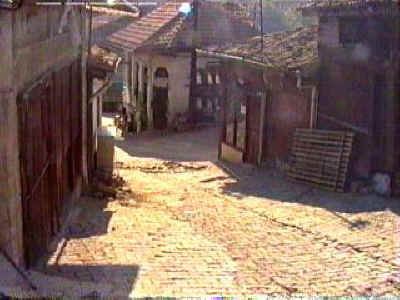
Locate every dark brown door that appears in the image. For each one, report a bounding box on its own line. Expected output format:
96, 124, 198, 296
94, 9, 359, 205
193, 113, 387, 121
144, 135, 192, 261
18, 60, 82, 267
245, 95, 261, 164
153, 87, 168, 130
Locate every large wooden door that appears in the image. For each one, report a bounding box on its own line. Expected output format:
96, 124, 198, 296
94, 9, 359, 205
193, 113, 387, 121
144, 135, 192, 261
18, 60, 82, 267
245, 94, 262, 164
266, 90, 311, 164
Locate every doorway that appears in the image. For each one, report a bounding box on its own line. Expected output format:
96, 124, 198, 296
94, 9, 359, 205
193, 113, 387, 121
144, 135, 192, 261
153, 67, 169, 130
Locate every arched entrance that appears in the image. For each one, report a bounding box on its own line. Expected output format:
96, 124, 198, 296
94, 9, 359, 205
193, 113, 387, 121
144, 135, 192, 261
153, 67, 169, 130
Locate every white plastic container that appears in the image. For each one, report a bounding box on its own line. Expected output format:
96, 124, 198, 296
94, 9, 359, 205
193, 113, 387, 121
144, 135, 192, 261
97, 127, 115, 171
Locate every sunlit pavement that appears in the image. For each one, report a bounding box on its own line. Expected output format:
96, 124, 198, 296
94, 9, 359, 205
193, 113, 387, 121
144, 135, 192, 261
39, 119, 400, 297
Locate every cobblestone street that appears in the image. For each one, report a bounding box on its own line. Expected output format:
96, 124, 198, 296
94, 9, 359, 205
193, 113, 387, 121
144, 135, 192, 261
38, 121, 400, 297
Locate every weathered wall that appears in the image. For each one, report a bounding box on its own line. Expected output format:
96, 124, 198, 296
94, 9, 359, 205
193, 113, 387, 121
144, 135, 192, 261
0, 5, 86, 266
0, 10, 24, 266
264, 71, 312, 166
317, 58, 375, 178
218, 62, 312, 167
316, 16, 397, 178
14, 6, 82, 91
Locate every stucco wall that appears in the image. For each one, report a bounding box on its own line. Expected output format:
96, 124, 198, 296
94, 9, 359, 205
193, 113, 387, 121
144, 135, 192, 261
135, 52, 191, 125
14, 6, 82, 91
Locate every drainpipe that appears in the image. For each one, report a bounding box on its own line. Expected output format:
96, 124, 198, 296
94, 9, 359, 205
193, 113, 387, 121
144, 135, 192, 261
296, 69, 318, 129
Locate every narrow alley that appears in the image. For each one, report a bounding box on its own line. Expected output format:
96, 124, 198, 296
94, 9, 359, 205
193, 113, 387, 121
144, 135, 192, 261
31, 116, 400, 297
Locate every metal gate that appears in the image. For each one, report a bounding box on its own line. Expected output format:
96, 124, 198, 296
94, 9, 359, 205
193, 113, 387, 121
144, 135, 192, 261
18, 60, 82, 267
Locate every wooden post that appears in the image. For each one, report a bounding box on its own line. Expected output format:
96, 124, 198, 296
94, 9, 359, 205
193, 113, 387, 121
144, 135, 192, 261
188, 0, 198, 123
136, 62, 143, 134
260, 0, 263, 53
147, 66, 154, 129
258, 92, 266, 166
310, 86, 318, 129
219, 84, 228, 160
131, 56, 137, 108
81, 3, 89, 189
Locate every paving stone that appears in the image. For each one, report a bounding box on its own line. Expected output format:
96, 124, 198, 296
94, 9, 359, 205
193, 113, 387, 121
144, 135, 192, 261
34, 127, 400, 296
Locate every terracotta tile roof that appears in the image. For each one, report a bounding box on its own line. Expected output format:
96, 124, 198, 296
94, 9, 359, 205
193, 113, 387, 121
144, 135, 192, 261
300, 0, 398, 13
201, 26, 318, 71
141, 1, 258, 51
91, 6, 140, 18
102, 0, 191, 52
140, 14, 193, 50
100, 0, 258, 53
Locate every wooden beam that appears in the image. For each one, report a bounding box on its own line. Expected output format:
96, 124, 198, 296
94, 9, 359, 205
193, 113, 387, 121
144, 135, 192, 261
258, 93, 266, 166
147, 66, 154, 129
136, 61, 144, 134
318, 113, 371, 135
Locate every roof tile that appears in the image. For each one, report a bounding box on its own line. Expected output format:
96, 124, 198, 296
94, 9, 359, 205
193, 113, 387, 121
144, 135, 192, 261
202, 26, 318, 71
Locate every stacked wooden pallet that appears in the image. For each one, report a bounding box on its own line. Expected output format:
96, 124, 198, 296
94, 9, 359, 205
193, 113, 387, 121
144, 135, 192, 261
394, 172, 400, 197
287, 128, 355, 192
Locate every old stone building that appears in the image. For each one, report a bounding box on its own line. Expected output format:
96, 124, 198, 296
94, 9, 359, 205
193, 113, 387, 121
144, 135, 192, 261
200, 0, 400, 195
99, 0, 258, 132
0, 1, 119, 268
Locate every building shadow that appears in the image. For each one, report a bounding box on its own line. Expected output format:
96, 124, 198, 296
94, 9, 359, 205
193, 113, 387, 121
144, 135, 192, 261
65, 197, 114, 239
217, 160, 400, 217
113, 126, 219, 163
36, 263, 140, 297
31, 174, 140, 297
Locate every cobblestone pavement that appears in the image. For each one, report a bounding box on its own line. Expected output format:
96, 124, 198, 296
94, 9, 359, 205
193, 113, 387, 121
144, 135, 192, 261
39, 123, 400, 297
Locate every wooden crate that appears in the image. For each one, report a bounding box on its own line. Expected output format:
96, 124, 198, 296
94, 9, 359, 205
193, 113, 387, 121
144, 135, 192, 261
287, 128, 355, 192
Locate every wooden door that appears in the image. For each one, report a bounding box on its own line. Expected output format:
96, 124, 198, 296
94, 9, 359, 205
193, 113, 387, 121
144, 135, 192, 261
245, 94, 262, 164
153, 87, 168, 130
18, 60, 82, 267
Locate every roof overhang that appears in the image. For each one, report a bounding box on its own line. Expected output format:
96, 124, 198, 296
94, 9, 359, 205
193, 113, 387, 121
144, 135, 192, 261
88, 46, 121, 80
196, 48, 320, 80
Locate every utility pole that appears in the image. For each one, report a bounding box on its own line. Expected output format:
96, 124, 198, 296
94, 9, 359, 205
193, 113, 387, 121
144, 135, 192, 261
189, 0, 198, 123
260, 0, 263, 53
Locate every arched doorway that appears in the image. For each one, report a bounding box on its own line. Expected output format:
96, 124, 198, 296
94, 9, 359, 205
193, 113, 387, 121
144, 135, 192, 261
153, 67, 169, 129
